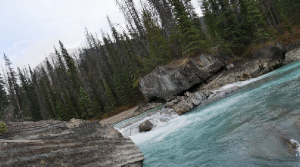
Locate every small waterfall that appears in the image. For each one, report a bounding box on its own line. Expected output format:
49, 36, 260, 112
115, 108, 178, 138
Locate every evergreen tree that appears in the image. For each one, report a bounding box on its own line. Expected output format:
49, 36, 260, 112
78, 87, 96, 119
18, 68, 42, 121
3, 54, 24, 120
0, 72, 8, 119
170, 0, 207, 56
142, 9, 173, 69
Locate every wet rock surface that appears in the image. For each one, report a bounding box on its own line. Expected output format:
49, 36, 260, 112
139, 120, 154, 132
0, 119, 144, 167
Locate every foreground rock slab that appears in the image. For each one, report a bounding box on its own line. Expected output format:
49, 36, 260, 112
0, 119, 144, 167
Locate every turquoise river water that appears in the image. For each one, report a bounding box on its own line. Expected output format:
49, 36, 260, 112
116, 60, 300, 166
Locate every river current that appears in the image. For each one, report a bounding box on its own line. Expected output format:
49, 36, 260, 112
116, 60, 300, 166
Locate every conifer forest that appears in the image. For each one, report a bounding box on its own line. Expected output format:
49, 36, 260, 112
0, 0, 300, 121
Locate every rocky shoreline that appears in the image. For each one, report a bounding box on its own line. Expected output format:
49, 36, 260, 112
137, 42, 300, 116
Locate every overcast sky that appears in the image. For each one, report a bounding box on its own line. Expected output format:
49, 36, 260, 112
0, 0, 202, 69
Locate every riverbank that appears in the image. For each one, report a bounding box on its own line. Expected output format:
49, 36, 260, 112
127, 57, 300, 166
108, 41, 300, 127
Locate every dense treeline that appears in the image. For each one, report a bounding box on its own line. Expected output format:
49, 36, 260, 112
0, 0, 299, 121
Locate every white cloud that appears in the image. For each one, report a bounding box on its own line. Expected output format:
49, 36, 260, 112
0, 0, 125, 68
0, 0, 203, 70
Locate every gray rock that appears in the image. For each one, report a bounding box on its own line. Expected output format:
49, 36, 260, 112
165, 96, 194, 115
139, 120, 154, 132
284, 47, 300, 65
200, 45, 285, 91
0, 120, 144, 167
202, 90, 211, 98
139, 54, 226, 102
226, 63, 234, 70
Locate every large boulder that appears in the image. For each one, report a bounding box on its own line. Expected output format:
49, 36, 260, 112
165, 91, 209, 115
139, 54, 226, 102
139, 120, 154, 132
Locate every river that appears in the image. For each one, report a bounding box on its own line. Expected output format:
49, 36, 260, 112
115, 59, 300, 166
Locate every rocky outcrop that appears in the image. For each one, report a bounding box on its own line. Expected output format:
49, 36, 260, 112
139, 120, 153, 132
199, 45, 285, 91
0, 119, 144, 166
139, 45, 285, 102
165, 86, 239, 115
139, 54, 226, 102
139, 45, 286, 115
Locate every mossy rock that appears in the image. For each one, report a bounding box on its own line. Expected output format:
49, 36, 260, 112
0, 121, 8, 135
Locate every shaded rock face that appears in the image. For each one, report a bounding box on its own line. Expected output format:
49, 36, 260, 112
286, 40, 300, 52
139, 45, 285, 102
139, 120, 153, 132
139, 54, 226, 102
0, 119, 144, 167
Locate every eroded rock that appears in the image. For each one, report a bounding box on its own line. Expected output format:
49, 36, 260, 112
0, 120, 144, 167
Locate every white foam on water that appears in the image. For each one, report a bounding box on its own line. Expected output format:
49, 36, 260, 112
130, 114, 197, 145
290, 139, 300, 157
130, 93, 243, 145
115, 108, 179, 138
212, 75, 270, 94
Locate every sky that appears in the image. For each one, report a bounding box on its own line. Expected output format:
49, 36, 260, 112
0, 0, 202, 69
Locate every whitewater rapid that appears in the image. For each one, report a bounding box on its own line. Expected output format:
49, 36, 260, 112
115, 74, 276, 139
115, 59, 300, 166
114, 107, 179, 138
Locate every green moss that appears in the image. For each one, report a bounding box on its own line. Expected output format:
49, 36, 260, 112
0, 121, 8, 135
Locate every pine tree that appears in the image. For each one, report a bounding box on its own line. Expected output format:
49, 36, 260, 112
170, 0, 207, 56
18, 68, 42, 121
0, 72, 8, 119
243, 0, 269, 43
78, 87, 95, 119
142, 9, 173, 70
3, 54, 24, 120
59, 41, 81, 93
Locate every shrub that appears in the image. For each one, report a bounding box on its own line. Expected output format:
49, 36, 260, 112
0, 121, 8, 135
